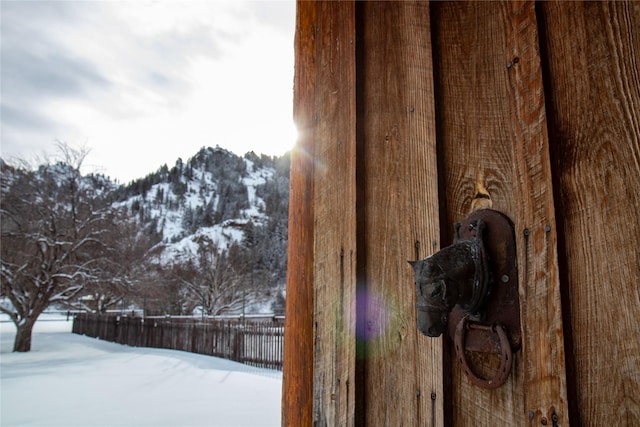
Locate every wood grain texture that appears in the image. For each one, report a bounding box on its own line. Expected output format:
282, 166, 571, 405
431, 1, 568, 425
311, 2, 357, 426
356, 2, 442, 426
538, 2, 640, 425
283, 2, 317, 425
290, 1, 640, 425
505, 1, 569, 421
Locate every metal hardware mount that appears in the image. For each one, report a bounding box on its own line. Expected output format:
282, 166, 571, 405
409, 209, 521, 389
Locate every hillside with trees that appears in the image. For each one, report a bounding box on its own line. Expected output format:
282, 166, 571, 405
0, 144, 289, 351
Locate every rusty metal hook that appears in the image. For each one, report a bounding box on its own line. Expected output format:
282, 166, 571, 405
454, 317, 512, 389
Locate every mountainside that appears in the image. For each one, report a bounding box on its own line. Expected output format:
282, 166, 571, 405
1, 146, 289, 318
116, 146, 289, 270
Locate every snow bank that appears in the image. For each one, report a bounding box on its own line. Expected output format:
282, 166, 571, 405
0, 316, 282, 427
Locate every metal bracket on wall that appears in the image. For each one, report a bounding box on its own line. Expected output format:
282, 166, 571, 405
409, 209, 521, 389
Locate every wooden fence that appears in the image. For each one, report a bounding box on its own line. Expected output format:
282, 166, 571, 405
72, 314, 284, 371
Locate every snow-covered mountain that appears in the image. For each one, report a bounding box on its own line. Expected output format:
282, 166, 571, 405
115, 146, 289, 270
114, 146, 290, 313
1, 146, 290, 317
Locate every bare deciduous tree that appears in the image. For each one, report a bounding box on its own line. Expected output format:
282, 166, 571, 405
0, 143, 124, 351
175, 237, 264, 316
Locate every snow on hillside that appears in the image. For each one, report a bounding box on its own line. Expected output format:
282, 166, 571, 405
242, 157, 273, 218
159, 158, 275, 264
118, 148, 278, 266
0, 316, 282, 427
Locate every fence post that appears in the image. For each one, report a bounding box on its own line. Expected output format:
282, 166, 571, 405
71, 314, 283, 370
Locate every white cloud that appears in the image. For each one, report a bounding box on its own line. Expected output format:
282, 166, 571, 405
0, 0, 295, 183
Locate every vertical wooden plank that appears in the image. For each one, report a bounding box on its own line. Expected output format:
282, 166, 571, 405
538, 2, 640, 425
283, 1, 316, 426
431, 3, 523, 424
431, 1, 569, 425
357, 2, 443, 425
311, 2, 357, 426
506, 2, 569, 424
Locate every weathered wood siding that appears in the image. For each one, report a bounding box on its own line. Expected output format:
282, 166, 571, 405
357, 2, 442, 426
310, 2, 357, 426
538, 2, 640, 426
431, 2, 568, 425
284, 1, 640, 426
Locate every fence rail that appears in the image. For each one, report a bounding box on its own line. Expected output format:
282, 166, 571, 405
72, 314, 284, 371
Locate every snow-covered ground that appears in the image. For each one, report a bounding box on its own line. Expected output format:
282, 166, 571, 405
0, 316, 282, 427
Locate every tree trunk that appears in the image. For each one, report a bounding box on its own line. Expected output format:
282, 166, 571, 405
13, 319, 36, 352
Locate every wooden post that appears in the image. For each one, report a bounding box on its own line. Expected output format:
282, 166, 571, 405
282, 2, 318, 426
284, 2, 442, 425
309, 1, 357, 426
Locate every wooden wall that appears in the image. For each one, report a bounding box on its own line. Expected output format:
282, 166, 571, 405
538, 3, 640, 425
432, 1, 566, 425
283, 1, 640, 426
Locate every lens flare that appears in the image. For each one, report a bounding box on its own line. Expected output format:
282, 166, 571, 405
356, 289, 390, 341
354, 287, 405, 360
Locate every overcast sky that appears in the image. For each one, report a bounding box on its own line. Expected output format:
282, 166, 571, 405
1, 0, 296, 183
